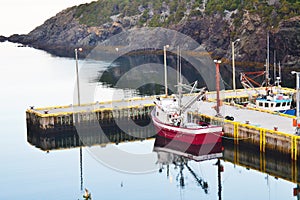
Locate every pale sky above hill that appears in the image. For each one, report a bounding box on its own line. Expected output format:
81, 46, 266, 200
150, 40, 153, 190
0, 0, 94, 36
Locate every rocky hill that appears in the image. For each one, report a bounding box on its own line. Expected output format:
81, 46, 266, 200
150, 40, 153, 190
2, 0, 300, 68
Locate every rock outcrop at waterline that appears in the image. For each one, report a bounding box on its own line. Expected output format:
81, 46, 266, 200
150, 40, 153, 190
3, 0, 300, 68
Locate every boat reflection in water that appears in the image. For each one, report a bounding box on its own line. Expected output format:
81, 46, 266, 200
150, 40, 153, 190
153, 135, 223, 162
27, 120, 300, 199
153, 135, 223, 196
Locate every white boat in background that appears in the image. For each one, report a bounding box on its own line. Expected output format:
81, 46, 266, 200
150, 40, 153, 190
240, 39, 295, 116
255, 88, 295, 115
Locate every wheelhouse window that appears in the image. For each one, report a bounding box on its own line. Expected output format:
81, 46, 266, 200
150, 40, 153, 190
282, 102, 286, 106
259, 102, 263, 107
276, 103, 281, 107
265, 102, 269, 108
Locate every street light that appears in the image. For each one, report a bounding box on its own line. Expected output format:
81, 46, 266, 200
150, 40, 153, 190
163, 45, 170, 96
75, 47, 83, 191
75, 48, 83, 106
214, 59, 222, 117
232, 38, 240, 92
292, 71, 300, 134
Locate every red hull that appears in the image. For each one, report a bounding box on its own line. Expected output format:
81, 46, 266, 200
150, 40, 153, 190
154, 126, 222, 145
154, 135, 223, 161
151, 111, 222, 145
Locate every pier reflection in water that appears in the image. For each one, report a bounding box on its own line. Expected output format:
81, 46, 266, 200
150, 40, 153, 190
27, 115, 300, 199
97, 54, 295, 96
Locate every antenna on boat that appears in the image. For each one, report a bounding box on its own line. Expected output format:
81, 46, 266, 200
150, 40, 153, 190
278, 61, 281, 84
264, 31, 270, 89
274, 61, 282, 87
266, 31, 270, 88
274, 50, 276, 85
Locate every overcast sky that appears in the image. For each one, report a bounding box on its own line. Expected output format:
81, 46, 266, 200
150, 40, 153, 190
0, 0, 95, 36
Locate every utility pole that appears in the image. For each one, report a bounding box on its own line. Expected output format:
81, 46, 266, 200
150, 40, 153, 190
214, 60, 222, 117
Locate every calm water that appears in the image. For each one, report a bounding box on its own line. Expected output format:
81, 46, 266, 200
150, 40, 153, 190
0, 41, 297, 200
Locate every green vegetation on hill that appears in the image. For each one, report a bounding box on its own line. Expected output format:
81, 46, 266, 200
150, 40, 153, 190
75, 0, 154, 26
74, 0, 300, 28
74, 0, 200, 27
206, 0, 300, 26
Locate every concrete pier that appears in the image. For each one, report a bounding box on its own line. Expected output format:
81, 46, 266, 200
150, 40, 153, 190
26, 87, 299, 159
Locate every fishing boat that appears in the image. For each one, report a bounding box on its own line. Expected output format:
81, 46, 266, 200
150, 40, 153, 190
151, 48, 223, 146
258, 33, 295, 115
151, 93, 223, 145
254, 88, 295, 115
239, 33, 295, 116
240, 71, 295, 115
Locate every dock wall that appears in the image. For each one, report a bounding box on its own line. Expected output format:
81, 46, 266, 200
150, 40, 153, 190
26, 104, 154, 131
223, 139, 299, 184
194, 113, 300, 160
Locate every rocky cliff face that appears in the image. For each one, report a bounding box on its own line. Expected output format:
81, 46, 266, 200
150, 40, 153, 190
2, 0, 300, 69
274, 16, 300, 67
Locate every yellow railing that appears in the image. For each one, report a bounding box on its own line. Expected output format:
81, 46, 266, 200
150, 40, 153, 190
195, 113, 300, 160
27, 103, 155, 118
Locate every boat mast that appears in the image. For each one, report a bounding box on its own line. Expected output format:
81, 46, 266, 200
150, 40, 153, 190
164, 45, 169, 96
265, 31, 270, 88
178, 46, 183, 114
278, 61, 281, 83
177, 46, 180, 92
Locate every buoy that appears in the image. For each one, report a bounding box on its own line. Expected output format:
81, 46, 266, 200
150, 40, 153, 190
293, 118, 296, 127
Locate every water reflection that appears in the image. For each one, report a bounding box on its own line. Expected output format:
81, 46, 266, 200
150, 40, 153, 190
27, 117, 300, 199
153, 135, 222, 162
97, 53, 295, 96
27, 116, 154, 151
223, 139, 300, 184
153, 135, 223, 198
98, 54, 219, 95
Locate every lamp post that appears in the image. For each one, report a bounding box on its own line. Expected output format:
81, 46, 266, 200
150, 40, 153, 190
214, 59, 222, 117
75, 48, 83, 105
291, 71, 300, 134
75, 47, 83, 191
232, 38, 240, 92
163, 45, 170, 96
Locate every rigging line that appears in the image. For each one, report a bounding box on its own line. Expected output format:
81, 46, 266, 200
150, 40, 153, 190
214, 72, 232, 90
196, 161, 205, 182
